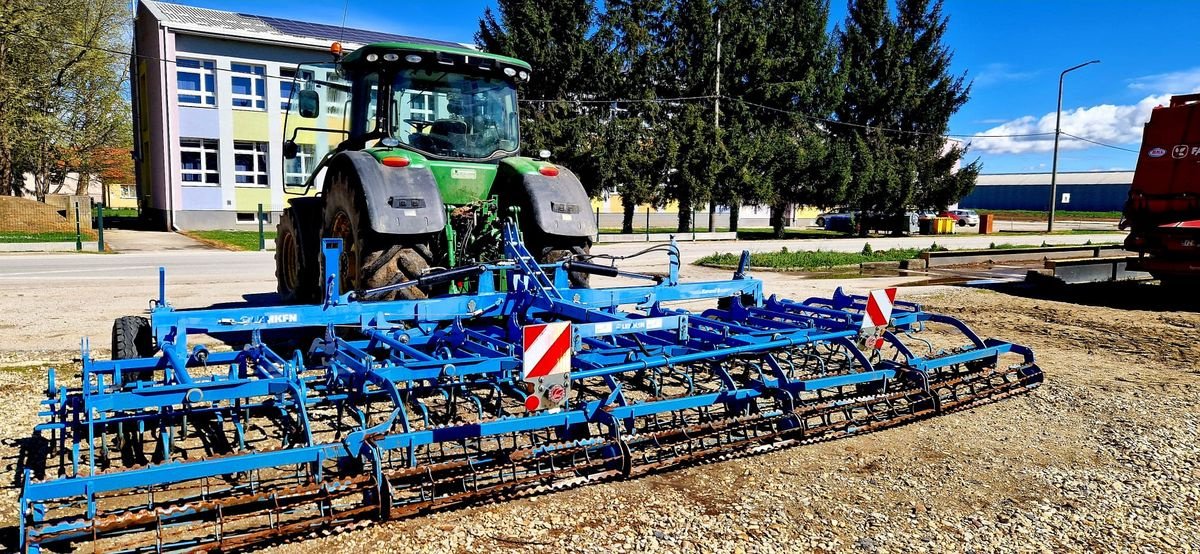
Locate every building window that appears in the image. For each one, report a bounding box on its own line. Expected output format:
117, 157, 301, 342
234, 141, 269, 186
408, 91, 436, 121
230, 63, 266, 110
280, 67, 314, 111
120, 185, 136, 199
180, 138, 219, 184
177, 58, 216, 106
235, 212, 271, 224
284, 143, 315, 185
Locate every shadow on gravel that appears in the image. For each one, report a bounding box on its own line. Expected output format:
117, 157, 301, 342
984, 280, 1200, 312
200, 292, 282, 310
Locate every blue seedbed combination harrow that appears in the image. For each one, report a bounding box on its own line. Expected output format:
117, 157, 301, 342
17, 224, 1043, 552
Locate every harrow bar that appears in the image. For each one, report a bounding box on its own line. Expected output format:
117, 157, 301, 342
17, 226, 1043, 553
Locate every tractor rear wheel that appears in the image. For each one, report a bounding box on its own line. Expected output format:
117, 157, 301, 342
275, 209, 318, 303
322, 170, 436, 300
538, 239, 592, 288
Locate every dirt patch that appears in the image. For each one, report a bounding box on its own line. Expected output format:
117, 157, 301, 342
0, 196, 96, 238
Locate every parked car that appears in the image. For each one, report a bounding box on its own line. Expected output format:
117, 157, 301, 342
814, 207, 853, 228
948, 209, 980, 227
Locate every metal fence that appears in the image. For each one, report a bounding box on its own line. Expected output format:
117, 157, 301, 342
0, 194, 108, 251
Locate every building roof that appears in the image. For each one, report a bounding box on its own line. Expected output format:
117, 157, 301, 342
143, 1, 470, 52
976, 170, 1134, 186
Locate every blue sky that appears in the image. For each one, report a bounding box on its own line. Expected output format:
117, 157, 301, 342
177, 0, 1200, 174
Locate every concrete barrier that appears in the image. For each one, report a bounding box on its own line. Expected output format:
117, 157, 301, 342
1028, 256, 1151, 285
918, 244, 1124, 268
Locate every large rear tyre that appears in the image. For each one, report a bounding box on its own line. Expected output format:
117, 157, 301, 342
322, 170, 436, 300
275, 209, 319, 303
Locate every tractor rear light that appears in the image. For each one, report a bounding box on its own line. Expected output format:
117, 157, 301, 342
539, 165, 559, 177
382, 156, 410, 168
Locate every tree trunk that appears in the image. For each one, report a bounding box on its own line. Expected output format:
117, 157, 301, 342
677, 195, 692, 233
728, 203, 740, 232
769, 203, 787, 238
75, 172, 92, 196
621, 197, 635, 234
707, 199, 716, 232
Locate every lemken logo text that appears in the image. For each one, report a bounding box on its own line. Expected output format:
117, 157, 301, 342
266, 313, 299, 324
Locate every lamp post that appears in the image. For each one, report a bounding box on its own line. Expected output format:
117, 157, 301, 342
1048, 59, 1100, 232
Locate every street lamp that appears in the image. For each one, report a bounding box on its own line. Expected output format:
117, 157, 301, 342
1048, 59, 1100, 232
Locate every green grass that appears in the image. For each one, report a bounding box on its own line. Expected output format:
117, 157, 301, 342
599, 227, 731, 234
600, 227, 844, 240
0, 231, 85, 243
95, 207, 139, 218
696, 246, 927, 271
187, 230, 275, 251
736, 228, 844, 240
978, 209, 1122, 220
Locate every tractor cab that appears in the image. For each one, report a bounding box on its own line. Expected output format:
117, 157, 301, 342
281, 41, 532, 190
271, 41, 594, 305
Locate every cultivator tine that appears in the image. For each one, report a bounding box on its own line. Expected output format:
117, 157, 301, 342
17, 227, 1042, 553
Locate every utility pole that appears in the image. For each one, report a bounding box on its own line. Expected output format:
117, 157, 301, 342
1048, 59, 1099, 232
708, 15, 721, 232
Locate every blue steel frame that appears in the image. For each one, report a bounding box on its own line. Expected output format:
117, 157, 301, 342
19, 225, 1041, 552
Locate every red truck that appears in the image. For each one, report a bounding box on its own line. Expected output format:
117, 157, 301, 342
1122, 92, 1200, 285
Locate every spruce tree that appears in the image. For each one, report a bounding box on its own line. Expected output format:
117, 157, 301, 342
834, 0, 978, 232
595, 0, 672, 233
659, 0, 719, 232
476, 0, 608, 195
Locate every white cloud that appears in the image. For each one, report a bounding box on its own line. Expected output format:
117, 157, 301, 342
971, 66, 1200, 155
969, 94, 1169, 154
1127, 67, 1200, 94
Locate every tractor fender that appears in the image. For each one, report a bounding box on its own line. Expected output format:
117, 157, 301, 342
497, 160, 597, 238
328, 151, 447, 235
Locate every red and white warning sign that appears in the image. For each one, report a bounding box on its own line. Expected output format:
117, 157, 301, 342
860, 288, 897, 330
522, 321, 572, 411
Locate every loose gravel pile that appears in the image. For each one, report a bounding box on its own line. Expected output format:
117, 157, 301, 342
1, 283, 1196, 553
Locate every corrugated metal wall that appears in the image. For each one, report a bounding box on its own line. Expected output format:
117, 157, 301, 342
957, 184, 1129, 211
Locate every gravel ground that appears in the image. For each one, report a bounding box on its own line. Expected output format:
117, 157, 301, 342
1, 281, 1197, 553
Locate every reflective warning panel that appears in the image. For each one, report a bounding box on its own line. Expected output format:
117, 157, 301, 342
521, 322, 572, 410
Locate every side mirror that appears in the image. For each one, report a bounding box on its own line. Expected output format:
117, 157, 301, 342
282, 140, 298, 160
298, 90, 320, 118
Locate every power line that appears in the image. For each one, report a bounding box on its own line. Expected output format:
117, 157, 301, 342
0, 27, 1142, 152
519, 95, 719, 105
0, 28, 302, 83
725, 96, 1057, 139
1060, 132, 1139, 153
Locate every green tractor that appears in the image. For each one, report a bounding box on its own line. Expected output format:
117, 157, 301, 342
276, 39, 595, 302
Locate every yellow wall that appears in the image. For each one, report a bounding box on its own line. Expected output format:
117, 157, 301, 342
105, 184, 139, 209
231, 111, 269, 141
235, 187, 272, 212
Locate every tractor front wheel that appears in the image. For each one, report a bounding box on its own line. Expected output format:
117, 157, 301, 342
275, 209, 319, 303
322, 170, 436, 300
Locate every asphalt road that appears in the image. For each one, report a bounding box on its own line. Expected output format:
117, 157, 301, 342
0, 230, 1124, 355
